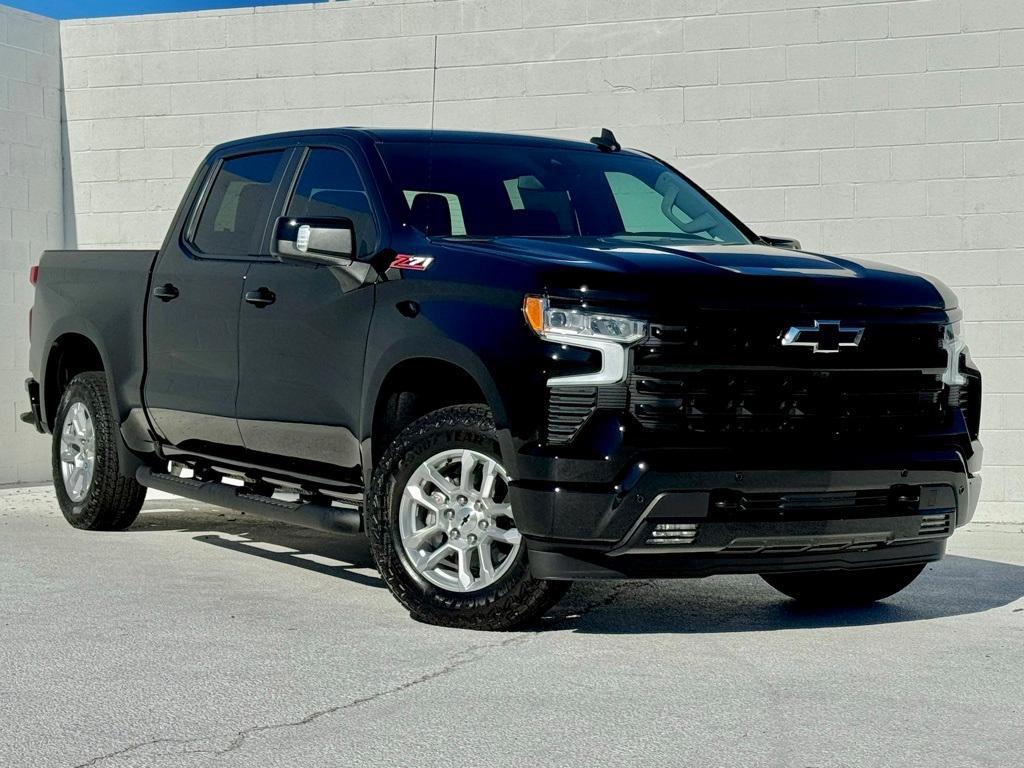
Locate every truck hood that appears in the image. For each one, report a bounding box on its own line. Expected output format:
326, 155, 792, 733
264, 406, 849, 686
442, 237, 955, 313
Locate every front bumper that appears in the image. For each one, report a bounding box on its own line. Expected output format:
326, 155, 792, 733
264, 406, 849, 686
529, 539, 951, 580
511, 443, 981, 580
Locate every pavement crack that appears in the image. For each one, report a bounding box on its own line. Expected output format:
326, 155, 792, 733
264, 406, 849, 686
71, 634, 531, 767
72, 738, 194, 768
209, 634, 530, 758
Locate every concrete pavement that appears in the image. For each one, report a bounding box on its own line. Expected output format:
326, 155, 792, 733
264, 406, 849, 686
1, 484, 1022, 768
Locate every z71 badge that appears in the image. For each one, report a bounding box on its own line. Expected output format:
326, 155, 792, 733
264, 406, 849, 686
389, 255, 434, 271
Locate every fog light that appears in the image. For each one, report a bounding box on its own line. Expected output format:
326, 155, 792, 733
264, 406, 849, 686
919, 513, 952, 537
645, 522, 699, 545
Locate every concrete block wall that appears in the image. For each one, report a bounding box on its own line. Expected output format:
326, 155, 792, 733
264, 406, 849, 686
0, 5, 61, 484
5, 0, 1022, 520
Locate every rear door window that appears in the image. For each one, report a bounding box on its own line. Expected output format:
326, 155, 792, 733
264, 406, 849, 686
191, 150, 287, 257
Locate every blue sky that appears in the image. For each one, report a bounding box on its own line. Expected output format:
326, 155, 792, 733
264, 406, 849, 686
8, 0, 321, 19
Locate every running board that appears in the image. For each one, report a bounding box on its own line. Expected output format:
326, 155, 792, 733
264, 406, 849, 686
136, 467, 361, 535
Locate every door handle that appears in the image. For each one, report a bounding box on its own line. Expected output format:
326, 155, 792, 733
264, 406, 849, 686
152, 283, 179, 302
244, 287, 276, 308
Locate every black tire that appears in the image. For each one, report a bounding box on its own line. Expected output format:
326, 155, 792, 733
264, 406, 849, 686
52, 372, 146, 531
367, 404, 570, 630
760, 564, 927, 606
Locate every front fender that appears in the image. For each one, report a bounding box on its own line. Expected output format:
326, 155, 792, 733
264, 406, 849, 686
362, 335, 508, 432
360, 282, 557, 482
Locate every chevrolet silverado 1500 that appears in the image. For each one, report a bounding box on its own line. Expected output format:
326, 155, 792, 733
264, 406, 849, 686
25, 128, 982, 629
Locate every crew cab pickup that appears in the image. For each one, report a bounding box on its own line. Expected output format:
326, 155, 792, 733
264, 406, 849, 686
25, 128, 983, 629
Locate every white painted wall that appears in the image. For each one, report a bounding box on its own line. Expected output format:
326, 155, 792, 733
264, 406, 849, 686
6, 0, 1024, 521
0, 5, 61, 484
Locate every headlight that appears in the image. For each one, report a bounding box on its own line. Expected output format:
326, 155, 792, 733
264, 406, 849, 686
523, 296, 646, 343
942, 320, 967, 387
523, 296, 647, 386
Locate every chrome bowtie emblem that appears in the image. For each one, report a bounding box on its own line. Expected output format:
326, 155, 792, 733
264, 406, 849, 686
781, 320, 864, 354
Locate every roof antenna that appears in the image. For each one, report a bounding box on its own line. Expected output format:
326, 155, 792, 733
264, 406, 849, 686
590, 128, 621, 152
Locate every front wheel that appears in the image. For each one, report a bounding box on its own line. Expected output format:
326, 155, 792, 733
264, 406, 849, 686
760, 564, 927, 606
367, 404, 569, 630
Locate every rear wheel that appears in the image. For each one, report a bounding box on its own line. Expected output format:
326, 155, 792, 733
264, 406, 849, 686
52, 372, 146, 530
760, 564, 926, 606
367, 404, 569, 630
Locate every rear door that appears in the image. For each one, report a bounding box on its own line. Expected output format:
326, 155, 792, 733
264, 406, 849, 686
145, 147, 293, 453
234, 144, 381, 478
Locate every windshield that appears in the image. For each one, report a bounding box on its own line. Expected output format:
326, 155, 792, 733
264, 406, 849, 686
377, 141, 751, 245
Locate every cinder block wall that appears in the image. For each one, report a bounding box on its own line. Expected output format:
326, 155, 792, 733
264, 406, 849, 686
0, 6, 61, 484
8, 0, 1022, 520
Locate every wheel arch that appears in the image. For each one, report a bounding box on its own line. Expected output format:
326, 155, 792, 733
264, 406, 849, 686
364, 349, 507, 478
42, 332, 106, 431
40, 328, 147, 478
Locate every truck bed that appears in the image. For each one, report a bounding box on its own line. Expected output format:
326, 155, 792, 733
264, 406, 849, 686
29, 249, 159, 436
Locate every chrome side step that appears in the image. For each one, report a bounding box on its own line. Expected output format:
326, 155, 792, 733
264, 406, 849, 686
136, 467, 361, 535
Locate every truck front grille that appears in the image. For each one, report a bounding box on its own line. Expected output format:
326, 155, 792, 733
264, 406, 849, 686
629, 369, 947, 436
629, 318, 951, 438
542, 318, 965, 445
638, 319, 946, 369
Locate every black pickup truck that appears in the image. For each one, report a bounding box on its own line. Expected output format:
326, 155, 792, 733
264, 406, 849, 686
25, 128, 982, 630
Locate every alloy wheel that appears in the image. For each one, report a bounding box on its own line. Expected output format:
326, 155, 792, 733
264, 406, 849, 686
59, 401, 96, 503
398, 448, 522, 592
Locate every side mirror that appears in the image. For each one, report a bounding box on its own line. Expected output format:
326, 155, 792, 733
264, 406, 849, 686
273, 217, 354, 265
760, 235, 802, 251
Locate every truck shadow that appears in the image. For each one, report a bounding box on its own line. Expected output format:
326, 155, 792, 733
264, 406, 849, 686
132, 501, 1024, 633
132, 499, 384, 589
544, 554, 1024, 634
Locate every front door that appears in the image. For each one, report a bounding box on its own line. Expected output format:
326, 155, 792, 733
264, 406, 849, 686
145, 148, 292, 453
235, 146, 379, 478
